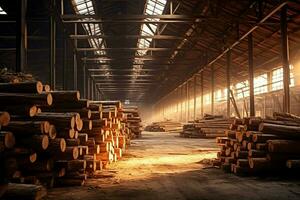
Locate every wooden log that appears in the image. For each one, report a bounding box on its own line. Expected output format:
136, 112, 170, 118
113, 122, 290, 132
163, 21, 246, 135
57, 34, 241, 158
50, 99, 89, 109
267, 153, 300, 163
252, 133, 279, 143
56, 147, 78, 160
56, 129, 75, 139
85, 159, 97, 172
78, 146, 88, 157
55, 160, 86, 171
236, 159, 249, 167
247, 142, 255, 151
33, 113, 75, 129
3, 148, 37, 164
0, 81, 43, 94
0, 131, 15, 149
225, 130, 236, 139
92, 100, 122, 109
44, 84, 51, 92
3, 121, 51, 136
235, 150, 248, 159
256, 143, 267, 151
78, 133, 88, 144
248, 157, 270, 169
81, 119, 92, 131
259, 123, 300, 138
66, 139, 80, 146
248, 150, 266, 157
21, 159, 53, 172
0, 111, 10, 126
46, 138, 66, 153
286, 160, 300, 169
0, 93, 52, 106
50, 91, 80, 102
0, 105, 37, 117
1, 183, 47, 200
17, 135, 49, 152
268, 140, 300, 153
90, 111, 101, 120
39, 107, 91, 120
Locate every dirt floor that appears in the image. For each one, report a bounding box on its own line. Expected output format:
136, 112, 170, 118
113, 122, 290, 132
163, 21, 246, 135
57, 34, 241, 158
47, 131, 300, 200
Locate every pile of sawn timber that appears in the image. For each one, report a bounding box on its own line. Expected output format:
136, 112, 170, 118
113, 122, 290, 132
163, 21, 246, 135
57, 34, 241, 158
180, 115, 233, 138
0, 81, 141, 199
144, 121, 182, 133
215, 112, 300, 176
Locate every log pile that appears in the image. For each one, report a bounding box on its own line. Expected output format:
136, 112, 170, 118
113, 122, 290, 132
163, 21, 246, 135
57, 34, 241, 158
215, 112, 300, 176
180, 115, 232, 138
122, 106, 142, 138
144, 121, 182, 133
0, 81, 141, 198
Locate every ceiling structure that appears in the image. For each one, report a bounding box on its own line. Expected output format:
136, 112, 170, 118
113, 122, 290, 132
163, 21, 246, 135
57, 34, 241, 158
0, 0, 300, 105
63, 0, 300, 104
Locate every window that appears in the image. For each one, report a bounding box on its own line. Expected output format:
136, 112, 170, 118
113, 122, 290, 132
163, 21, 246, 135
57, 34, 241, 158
0, 6, 6, 15
204, 94, 211, 105
235, 81, 249, 99
271, 65, 295, 91
254, 74, 267, 95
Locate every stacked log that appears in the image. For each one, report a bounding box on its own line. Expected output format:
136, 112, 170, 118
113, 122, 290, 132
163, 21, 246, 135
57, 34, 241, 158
215, 113, 300, 176
121, 106, 142, 138
145, 121, 182, 133
180, 115, 233, 138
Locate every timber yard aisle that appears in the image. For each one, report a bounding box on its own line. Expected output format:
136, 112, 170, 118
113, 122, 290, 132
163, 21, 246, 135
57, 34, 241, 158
47, 132, 300, 200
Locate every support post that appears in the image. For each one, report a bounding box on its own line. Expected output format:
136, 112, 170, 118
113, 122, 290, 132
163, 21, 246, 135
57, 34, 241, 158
87, 76, 90, 99
83, 51, 86, 98
74, 23, 78, 90
49, 0, 56, 89
193, 76, 197, 121
280, 5, 290, 113
16, 0, 27, 73
211, 65, 214, 115
248, 33, 255, 117
186, 82, 189, 122
62, 34, 67, 90
180, 85, 183, 122
201, 72, 204, 118
226, 51, 231, 117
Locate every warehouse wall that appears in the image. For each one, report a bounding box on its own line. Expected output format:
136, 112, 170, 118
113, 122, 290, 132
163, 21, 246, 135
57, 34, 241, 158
151, 54, 300, 123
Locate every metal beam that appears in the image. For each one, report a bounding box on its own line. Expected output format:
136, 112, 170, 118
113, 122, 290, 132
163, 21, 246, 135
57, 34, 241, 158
193, 76, 197, 121
200, 72, 203, 118
88, 68, 158, 72
69, 34, 206, 40
248, 33, 255, 117
211, 66, 214, 115
76, 47, 202, 52
49, 0, 56, 89
73, 23, 78, 90
281, 5, 290, 113
16, 0, 27, 72
91, 74, 154, 77
226, 51, 231, 118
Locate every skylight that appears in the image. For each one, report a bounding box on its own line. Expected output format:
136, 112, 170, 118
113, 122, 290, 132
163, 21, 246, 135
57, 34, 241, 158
0, 6, 7, 15
133, 0, 167, 78
137, 0, 167, 56
71, 0, 109, 76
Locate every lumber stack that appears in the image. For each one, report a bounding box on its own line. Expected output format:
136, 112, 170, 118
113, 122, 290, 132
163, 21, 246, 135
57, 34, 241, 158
122, 106, 142, 138
0, 81, 141, 194
180, 115, 232, 138
215, 112, 300, 176
145, 121, 182, 133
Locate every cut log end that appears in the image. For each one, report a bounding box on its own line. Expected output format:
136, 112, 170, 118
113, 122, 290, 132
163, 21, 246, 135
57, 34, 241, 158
30, 153, 37, 163
47, 93, 53, 106
0, 111, 10, 126
48, 125, 57, 139
29, 105, 38, 117
36, 81, 44, 94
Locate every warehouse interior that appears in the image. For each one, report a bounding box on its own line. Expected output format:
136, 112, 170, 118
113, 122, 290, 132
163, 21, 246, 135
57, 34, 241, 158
1, 0, 300, 199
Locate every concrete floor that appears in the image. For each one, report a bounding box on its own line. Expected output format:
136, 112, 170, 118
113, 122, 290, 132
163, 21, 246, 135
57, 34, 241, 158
47, 131, 300, 200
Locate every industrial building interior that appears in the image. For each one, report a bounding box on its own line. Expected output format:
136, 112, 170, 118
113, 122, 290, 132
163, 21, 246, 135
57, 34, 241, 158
0, 0, 300, 200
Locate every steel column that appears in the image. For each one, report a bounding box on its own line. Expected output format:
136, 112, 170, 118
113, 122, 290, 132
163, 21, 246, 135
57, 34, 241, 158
62, 34, 67, 90
16, 0, 27, 72
186, 82, 189, 122
193, 76, 197, 121
211, 65, 214, 115
248, 33, 255, 116
201, 72, 204, 118
49, 0, 56, 89
87, 76, 90, 99
74, 23, 78, 90
83, 51, 86, 98
226, 51, 231, 117
180, 86, 183, 122
280, 5, 290, 113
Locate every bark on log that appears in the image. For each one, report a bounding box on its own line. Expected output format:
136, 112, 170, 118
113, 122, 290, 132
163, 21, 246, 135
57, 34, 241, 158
268, 140, 300, 153
50, 91, 80, 102
259, 123, 300, 138
66, 139, 80, 146
0, 93, 52, 106
3, 121, 50, 136
0, 131, 15, 149
17, 135, 49, 152
46, 138, 66, 153
1, 183, 47, 200
56, 147, 78, 160
286, 160, 300, 169
0, 81, 43, 94
0, 105, 37, 117
0, 111, 10, 126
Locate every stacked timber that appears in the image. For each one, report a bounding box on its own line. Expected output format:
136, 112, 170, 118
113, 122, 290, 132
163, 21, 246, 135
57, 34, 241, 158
0, 82, 136, 194
144, 121, 182, 133
122, 106, 142, 138
0, 68, 36, 83
215, 112, 300, 176
180, 115, 232, 138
